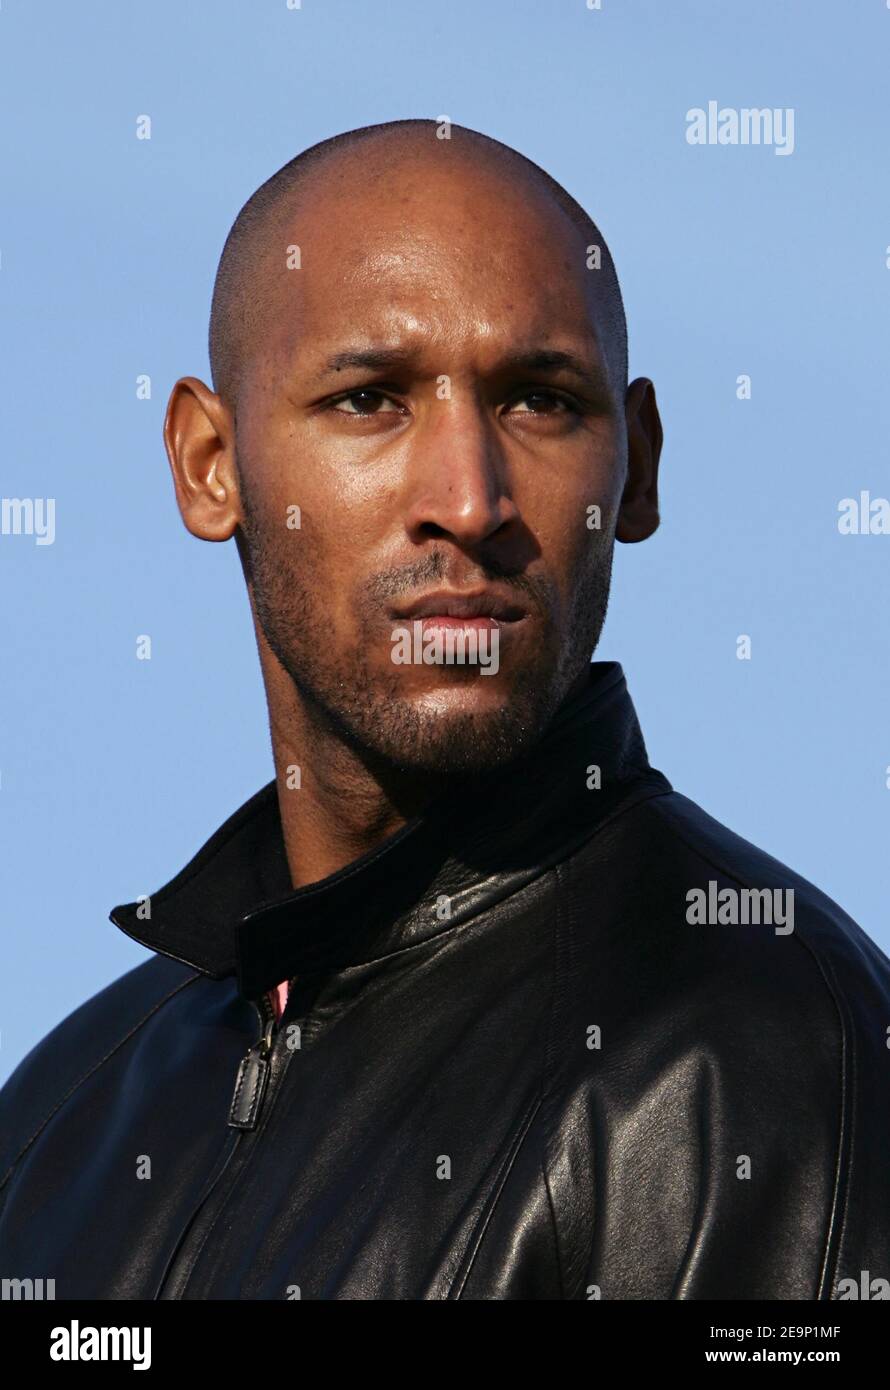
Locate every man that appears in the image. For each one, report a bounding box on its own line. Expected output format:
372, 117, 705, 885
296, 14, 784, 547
1, 119, 888, 1301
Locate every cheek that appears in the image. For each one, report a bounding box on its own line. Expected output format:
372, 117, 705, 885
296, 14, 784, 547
522, 421, 622, 522
523, 468, 618, 565
246, 462, 391, 643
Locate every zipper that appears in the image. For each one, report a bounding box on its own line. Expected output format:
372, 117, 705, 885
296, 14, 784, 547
153, 981, 297, 1299
228, 989, 277, 1129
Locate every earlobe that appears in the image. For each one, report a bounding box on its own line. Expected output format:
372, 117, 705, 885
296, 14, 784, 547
615, 376, 662, 544
163, 377, 242, 542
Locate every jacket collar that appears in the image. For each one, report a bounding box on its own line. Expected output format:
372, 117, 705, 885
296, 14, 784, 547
109, 661, 671, 999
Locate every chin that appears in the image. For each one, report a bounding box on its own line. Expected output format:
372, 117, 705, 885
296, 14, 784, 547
368, 683, 548, 777
406, 679, 512, 717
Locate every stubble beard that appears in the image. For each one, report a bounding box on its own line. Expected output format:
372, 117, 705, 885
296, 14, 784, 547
237, 515, 615, 780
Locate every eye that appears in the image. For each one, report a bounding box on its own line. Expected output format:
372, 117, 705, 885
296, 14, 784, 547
330, 389, 403, 416
507, 390, 575, 416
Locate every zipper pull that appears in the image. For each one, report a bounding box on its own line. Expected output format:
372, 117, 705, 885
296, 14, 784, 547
228, 1014, 275, 1131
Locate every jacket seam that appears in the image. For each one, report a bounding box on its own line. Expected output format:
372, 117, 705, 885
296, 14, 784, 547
448, 1087, 545, 1299
448, 864, 570, 1298
539, 860, 574, 1298
0, 969, 204, 1192
668, 1062, 714, 1298
805, 950, 854, 1299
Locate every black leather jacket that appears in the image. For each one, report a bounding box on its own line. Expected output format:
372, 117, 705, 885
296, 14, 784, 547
2, 661, 889, 1300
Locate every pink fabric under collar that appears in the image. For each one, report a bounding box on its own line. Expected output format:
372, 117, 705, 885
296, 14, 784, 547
268, 979, 289, 1022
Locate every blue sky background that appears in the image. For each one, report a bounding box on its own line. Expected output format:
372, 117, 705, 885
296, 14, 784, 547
2, 0, 889, 1082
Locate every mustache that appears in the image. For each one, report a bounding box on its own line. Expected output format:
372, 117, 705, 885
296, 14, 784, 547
365, 553, 546, 610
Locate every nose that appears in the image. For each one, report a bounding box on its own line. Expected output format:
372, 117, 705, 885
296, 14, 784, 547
401, 394, 521, 548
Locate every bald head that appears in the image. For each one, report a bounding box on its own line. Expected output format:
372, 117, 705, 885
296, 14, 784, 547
207, 119, 628, 410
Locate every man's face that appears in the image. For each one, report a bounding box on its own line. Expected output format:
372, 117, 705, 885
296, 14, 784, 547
231, 151, 632, 775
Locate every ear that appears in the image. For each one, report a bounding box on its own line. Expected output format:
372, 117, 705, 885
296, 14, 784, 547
615, 376, 662, 543
163, 376, 243, 541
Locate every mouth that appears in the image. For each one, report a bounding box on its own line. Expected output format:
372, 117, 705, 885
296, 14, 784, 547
390, 588, 529, 628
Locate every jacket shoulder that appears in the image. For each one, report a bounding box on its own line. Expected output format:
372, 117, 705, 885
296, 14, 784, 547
641, 789, 890, 990
0, 954, 199, 1189
554, 789, 890, 1294
559, 782, 890, 1134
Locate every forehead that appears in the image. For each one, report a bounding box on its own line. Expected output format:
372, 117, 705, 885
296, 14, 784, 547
258, 151, 610, 376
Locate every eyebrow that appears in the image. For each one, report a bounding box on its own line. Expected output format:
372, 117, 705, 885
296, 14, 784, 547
498, 349, 613, 397
320, 346, 614, 398
323, 347, 417, 374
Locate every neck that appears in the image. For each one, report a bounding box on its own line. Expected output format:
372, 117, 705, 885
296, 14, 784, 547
266, 696, 443, 890
258, 639, 593, 892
